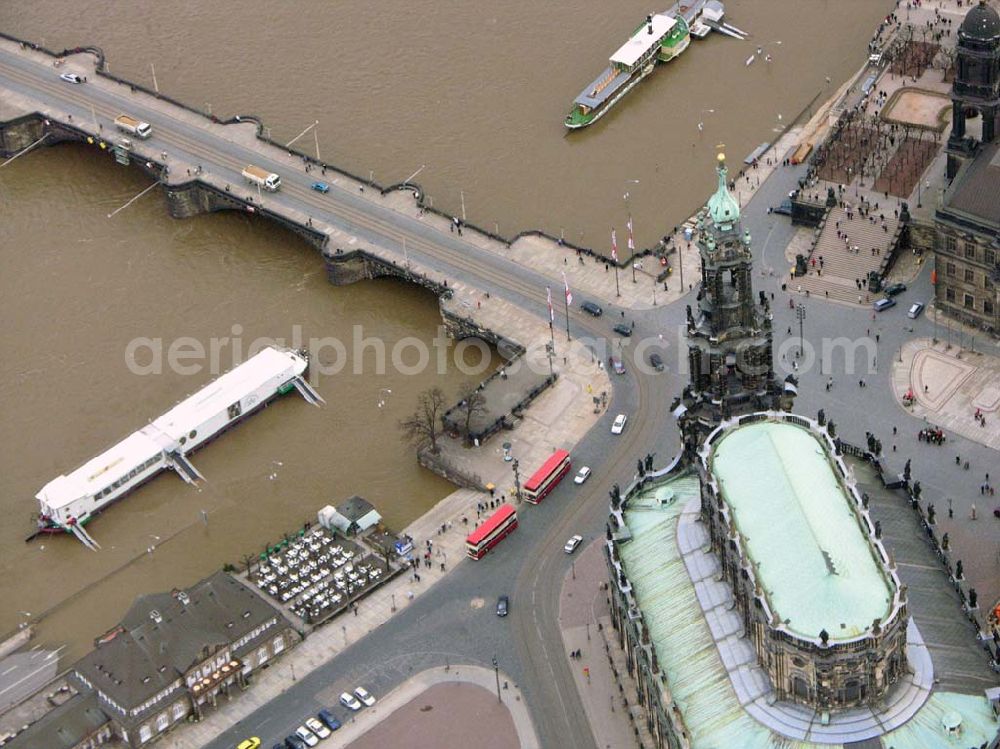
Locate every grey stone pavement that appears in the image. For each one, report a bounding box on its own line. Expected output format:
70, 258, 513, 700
557, 540, 640, 749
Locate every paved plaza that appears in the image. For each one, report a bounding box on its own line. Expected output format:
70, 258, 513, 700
343, 673, 533, 749
893, 337, 1000, 451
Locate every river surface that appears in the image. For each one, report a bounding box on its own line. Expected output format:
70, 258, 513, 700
1, 0, 892, 659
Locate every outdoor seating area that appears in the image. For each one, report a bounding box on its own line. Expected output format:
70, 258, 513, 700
250, 528, 387, 624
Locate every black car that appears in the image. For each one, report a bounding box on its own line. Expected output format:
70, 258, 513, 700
612, 323, 633, 337
580, 300, 603, 316
884, 282, 907, 296
648, 352, 664, 372
496, 595, 509, 617
284, 736, 307, 749
771, 199, 793, 216
317, 709, 341, 732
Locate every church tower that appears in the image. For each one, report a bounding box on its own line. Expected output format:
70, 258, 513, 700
677, 152, 793, 445
946, 0, 1000, 179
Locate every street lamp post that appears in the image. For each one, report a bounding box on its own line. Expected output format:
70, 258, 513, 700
492, 654, 502, 703
796, 304, 806, 359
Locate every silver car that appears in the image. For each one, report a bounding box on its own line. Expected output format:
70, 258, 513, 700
907, 302, 925, 319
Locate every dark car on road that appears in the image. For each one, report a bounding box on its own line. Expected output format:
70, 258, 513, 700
648, 352, 664, 371
772, 199, 793, 216
284, 736, 307, 749
612, 322, 632, 337
580, 300, 603, 316
884, 282, 907, 296
317, 709, 341, 732
497, 595, 509, 617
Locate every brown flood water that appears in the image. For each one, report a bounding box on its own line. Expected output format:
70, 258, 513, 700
1, 0, 892, 659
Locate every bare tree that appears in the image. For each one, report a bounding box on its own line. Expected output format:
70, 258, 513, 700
399, 387, 446, 454
454, 383, 488, 441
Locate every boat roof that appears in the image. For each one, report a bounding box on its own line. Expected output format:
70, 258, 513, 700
610, 13, 676, 67
573, 66, 631, 109
152, 346, 305, 442
36, 346, 306, 509
709, 421, 893, 639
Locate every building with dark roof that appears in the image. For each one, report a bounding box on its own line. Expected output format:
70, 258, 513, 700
318, 495, 382, 536
3, 692, 112, 749
936, 0, 1000, 334
64, 571, 299, 747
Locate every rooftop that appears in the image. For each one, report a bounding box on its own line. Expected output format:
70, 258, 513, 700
941, 141, 1000, 229
73, 572, 287, 725
610, 14, 676, 68
709, 421, 892, 639
36, 346, 306, 509
617, 473, 999, 748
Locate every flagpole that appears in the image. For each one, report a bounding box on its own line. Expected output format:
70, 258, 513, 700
611, 227, 621, 298
564, 290, 570, 341
629, 211, 637, 284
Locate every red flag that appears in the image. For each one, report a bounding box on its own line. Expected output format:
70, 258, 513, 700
562, 272, 573, 306
611, 228, 619, 263
546, 286, 554, 323
627, 215, 635, 252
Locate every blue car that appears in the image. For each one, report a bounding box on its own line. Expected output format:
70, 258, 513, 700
311, 182, 330, 193
873, 297, 896, 312
317, 709, 341, 731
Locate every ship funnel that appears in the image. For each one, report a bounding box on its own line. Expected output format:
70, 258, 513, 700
647, 14, 654, 33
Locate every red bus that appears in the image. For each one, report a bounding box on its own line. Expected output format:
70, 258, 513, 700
466, 503, 518, 560
523, 449, 572, 504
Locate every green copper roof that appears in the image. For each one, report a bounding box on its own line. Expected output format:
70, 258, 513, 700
618, 473, 998, 749
707, 152, 741, 229
710, 421, 892, 639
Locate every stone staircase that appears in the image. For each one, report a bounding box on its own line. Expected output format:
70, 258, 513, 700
791, 206, 900, 305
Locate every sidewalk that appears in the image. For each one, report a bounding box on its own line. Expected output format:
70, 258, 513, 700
558, 539, 645, 749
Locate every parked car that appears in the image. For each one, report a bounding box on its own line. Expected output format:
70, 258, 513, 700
59, 72, 84, 84
237, 739, 261, 749
339, 692, 362, 711
574, 466, 592, 484
496, 595, 509, 617
284, 736, 307, 749
873, 297, 896, 312
294, 726, 319, 747
580, 300, 603, 316
612, 322, 633, 337
316, 709, 341, 732
305, 717, 331, 739
884, 282, 907, 296
611, 414, 628, 435
648, 352, 664, 372
564, 535, 583, 554
610, 356, 626, 375
353, 687, 376, 707
310, 181, 330, 193
772, 199, 793, 216
907, 302, 925, 319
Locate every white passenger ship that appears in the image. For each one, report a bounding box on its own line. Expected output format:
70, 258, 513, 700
33, 346, 323, 549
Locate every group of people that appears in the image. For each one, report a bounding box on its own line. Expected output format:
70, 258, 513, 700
974, 408, 988, 428
918, 427, 945, 444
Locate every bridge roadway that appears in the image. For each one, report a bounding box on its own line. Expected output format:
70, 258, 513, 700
0, 41, 672, 748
